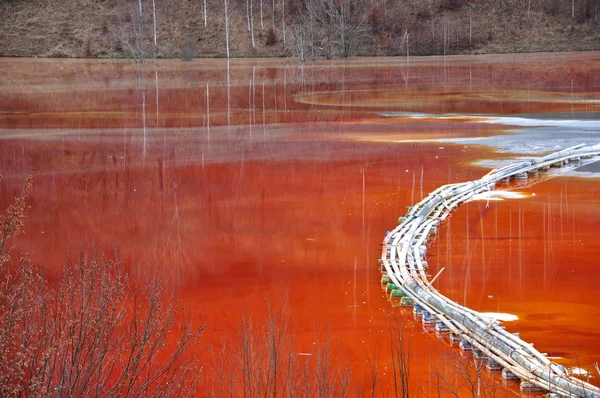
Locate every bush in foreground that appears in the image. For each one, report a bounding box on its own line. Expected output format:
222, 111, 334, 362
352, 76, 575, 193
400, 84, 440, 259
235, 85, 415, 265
0, 174, 204, 397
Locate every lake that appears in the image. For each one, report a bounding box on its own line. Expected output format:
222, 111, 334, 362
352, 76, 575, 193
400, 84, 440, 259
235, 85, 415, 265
1, 52, 599, 395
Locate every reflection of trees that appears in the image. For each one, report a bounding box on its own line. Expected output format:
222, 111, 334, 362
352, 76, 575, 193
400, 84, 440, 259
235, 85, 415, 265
207, 297, 355, 397
432, 351, 509, 398
140, 66, 147, 160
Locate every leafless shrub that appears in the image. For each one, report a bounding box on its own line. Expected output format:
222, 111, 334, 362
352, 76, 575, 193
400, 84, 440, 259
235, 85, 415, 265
0, 174, 204, 397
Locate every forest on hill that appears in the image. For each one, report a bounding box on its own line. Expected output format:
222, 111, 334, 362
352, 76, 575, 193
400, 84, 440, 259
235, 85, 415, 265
1, 0, 599, 59
0, 0, 600, 59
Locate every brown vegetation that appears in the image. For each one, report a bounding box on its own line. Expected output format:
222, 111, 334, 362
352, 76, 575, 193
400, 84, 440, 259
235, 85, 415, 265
0, 174, 204, 397
0, 0, 598, 59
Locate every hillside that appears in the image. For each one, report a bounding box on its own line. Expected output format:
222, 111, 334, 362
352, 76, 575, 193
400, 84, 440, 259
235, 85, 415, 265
0, 0, 599, 59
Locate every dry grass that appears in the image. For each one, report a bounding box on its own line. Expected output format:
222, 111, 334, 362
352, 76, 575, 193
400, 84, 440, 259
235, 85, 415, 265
0, 0, 597, 58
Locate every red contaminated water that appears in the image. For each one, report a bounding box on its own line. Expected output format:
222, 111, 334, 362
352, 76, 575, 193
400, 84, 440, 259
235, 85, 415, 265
1, 53, 599, 395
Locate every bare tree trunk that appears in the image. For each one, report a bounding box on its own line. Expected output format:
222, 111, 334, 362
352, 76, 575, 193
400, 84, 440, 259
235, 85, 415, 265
224, 0, 230, 57
203, 0, 207, 26
384, 0, 387, 24
272, 0, 275, 27
260, 0, 264, 31
443, 19, 447, 56
469, 12, 472, 49
250, 0, 256, 48
152, 0, 157, 50
246, 0, 251, 30
572, 0, 575, 18
137, 0, 145, 62
282, 0, 286, 44
432, 19, 435, 53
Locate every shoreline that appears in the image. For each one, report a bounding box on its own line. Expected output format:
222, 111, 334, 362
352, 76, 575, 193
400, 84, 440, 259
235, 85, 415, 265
1, 48, 600, 61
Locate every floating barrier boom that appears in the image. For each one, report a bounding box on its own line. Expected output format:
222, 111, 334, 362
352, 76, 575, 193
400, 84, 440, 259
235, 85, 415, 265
381, 145, 600, 398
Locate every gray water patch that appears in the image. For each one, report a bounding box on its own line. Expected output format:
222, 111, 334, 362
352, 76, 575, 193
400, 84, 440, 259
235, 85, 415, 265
474, 153, 600, 179
468, 117, 600, 174
381, 112, 600, 176
449, 116, 600, 154
574, 160, 600, 173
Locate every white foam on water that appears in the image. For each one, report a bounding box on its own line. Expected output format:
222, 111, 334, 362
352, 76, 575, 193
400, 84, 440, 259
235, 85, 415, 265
481, 116, 600, 131
381, 112, 483, 120
481, 312, 519, 322
467, 191, 528, 202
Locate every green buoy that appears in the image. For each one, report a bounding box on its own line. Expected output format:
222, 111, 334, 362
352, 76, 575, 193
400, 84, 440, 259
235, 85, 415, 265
400, 296, 414, 306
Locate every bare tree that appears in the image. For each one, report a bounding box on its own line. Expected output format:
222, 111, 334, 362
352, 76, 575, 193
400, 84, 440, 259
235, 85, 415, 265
289, 0, 320, 60
291, 24, 307, 61
260, 0, 265, 31
152, 0, 157, 51
290, 0, 368, 59
250, 0, 256, 48
469, 10, 473, 48
246, 0, 251, 31
282, 0, 286, 43
224, 0, 231, 57
109, 2, 146, 61
136, 0, 145, 62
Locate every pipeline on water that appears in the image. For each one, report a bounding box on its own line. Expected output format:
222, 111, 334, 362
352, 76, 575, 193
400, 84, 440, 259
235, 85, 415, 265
380, 144, 600, 398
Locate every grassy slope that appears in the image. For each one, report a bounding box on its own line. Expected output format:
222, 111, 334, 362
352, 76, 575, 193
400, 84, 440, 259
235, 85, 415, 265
0, 0, 598, 58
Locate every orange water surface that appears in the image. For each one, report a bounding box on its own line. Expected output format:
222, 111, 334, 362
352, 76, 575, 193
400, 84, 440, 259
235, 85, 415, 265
1, 53, 599, 396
